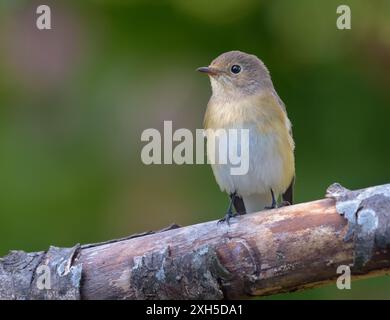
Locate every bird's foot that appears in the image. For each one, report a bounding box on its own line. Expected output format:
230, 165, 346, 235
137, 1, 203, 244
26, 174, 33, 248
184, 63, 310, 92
278, 200, 291, 207
218, 192, 240, 225
265, 200, 291, 210
218, 211, 237, 226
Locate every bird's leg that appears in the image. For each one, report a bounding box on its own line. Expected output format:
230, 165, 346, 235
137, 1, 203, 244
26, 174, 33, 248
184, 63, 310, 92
265, 189, 277, 209
218, 193, 238, 225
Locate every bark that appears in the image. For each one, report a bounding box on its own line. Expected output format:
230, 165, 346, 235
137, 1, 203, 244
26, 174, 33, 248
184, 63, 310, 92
0, 183, 389, 300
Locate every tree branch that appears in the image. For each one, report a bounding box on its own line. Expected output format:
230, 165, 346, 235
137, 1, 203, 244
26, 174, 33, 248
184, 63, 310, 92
1, 183, 390, 300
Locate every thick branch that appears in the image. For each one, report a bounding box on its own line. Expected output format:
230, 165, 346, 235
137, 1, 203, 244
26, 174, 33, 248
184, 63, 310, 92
1, 183, 390, 300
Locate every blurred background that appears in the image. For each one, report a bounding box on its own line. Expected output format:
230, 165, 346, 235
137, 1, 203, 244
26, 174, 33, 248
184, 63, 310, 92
0, 0, 389, 299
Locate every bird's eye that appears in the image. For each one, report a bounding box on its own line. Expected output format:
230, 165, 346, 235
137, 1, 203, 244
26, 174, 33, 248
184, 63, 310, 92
230, 65, 241, 74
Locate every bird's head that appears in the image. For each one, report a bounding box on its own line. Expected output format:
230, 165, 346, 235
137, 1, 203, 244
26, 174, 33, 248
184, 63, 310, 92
197, 50, 273, 100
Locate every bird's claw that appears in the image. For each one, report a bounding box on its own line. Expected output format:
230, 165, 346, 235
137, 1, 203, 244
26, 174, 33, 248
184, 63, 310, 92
279, 200, 291, 207
218, 212, 237, 225
264, 200, 291, 210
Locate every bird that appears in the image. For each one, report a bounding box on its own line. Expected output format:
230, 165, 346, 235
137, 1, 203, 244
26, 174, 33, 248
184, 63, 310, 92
197, 50, 295, 224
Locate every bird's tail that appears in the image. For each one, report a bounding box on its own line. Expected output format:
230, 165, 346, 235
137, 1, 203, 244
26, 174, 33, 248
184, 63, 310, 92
242, 193, 273, 214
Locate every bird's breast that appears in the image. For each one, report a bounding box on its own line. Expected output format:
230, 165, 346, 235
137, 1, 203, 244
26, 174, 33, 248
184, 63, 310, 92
203, 92, 295, 196
204, 92, 289, 132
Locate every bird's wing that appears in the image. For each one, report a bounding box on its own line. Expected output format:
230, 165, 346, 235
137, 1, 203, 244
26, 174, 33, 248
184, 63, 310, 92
271, 89, 287, 113
269, 89, 294, 204
271, 89, 293, 137
233, 195, 246, 215
282, 177, 295, 205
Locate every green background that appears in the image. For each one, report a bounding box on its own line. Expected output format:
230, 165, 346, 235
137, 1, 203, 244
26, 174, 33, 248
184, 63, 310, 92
0, 0, 389, 299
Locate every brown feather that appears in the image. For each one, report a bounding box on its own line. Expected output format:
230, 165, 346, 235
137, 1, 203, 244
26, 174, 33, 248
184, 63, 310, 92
233, 195, 246, 215
282, 177, 295, 205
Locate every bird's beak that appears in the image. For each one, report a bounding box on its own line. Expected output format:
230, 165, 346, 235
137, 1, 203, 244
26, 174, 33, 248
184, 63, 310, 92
197, 66, 220, 76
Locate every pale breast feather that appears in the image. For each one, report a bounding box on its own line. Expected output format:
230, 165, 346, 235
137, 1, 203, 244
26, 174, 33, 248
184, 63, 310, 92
204, 91, 294, 196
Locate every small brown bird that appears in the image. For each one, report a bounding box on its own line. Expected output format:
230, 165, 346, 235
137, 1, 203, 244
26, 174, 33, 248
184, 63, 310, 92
198, 51, 295, 223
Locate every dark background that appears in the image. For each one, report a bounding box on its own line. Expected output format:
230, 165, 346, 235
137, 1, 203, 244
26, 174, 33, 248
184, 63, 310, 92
0, 0, 389, 298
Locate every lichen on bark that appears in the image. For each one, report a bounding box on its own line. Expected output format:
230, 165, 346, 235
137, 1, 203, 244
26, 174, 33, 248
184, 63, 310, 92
129, 244, 231, 299
326, 183, 390, 270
